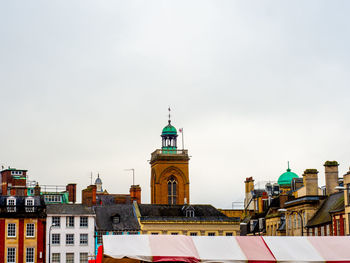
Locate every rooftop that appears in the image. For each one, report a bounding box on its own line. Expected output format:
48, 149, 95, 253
47, 204, 94, 215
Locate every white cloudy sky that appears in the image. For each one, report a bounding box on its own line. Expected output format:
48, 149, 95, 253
1, 1, 350, 208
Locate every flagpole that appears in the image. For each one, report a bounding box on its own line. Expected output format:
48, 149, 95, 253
181, 128, 184, 150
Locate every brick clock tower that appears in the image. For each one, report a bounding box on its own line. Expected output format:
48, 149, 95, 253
150, 112, 190, 205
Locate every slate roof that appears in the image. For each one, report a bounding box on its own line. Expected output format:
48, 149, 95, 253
0, 196, 43, 206
138, 204, 239, 222
46, 204, 94, 215
95, 204, 140, 231
306, 191, 344, 228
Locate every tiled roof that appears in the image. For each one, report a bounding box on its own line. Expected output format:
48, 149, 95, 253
138, 204, 239, 222
95, 204, 140, 231
306, 192, 344, 227
47, 204, 94, 215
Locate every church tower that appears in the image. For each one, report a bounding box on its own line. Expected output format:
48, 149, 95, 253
150, 109, 190, 205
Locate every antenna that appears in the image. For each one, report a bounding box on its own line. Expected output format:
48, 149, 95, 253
168, 107, 171, 124
124, 168, 135, 185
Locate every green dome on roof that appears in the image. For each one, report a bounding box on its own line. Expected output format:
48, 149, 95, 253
278, 163, 299, 186
162, 121, 177, 135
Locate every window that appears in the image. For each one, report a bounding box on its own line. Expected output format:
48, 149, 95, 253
26, 223, 35, 237
171, 232, 178, 235
80, 217, 88, 227
208, 232, 216, 236
112, 216, 120, 224
80, 234, 88, 245
52, 233, 60, 245
7, 223, 16, 237
66, 234, 74, 245
66, 253, 74, 263
7, 247, 16, 263
26, 248, 34, 263
151, 232, 159, 235
347, 184, 350, 205
52, 253, 60, 263
52, 217, 60, 227
167, 176, 177, 205
189, 232, 198, 236
337, 219, 340, 236
25, 198, 34, 212
67, 216, 74, 228
288, 215, 291, 230
44, 195, 62, 203
225, 232, 233, 236
7, 198, 16, 212
128, 231, 138, 235
80, 253, 88, 263
185, 209, 195, 217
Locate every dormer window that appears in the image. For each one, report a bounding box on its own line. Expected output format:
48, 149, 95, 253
7, 197, 16, 212
112, 215, 120, 224
183, 205, 195, 217
25, 198, 34, 212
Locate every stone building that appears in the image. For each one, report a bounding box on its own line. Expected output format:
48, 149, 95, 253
135, 203, 240, 236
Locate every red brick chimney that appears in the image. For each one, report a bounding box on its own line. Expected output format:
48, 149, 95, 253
130, 185, 141, 204
66, 183, 77, 203
82, 185, 96, 206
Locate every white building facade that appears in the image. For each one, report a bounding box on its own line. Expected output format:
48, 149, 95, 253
46, 204, 95, 263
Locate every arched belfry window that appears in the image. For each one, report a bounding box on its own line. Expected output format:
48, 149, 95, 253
168, 176, 177, 205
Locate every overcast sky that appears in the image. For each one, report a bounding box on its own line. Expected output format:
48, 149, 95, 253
1, 1, 350, 208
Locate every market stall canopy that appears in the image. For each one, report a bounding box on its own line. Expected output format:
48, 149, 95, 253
101, 235, 350, 263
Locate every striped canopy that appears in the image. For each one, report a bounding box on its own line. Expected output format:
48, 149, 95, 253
96, 235, 350, 263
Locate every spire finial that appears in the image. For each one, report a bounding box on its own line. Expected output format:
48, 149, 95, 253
287, 161, 291, 172
168, 106, 171, 124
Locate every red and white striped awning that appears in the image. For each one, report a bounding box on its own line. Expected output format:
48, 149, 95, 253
100, 235, 350, 263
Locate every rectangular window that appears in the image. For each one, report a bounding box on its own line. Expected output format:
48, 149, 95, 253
26, 223, 35, 237
80, 234, 88, 245
7, 198, 16, 212
67, 216, 74, 228
52, 217, 60, 227
208, 232, 216, 236
25, 199, 34, 212
66, 234, 74, 245
52, 253, 60, 263
347, 184, 350, 205
7, 247, 16, 263
170, 232, 178, 235
52, 233, 60, 245
26, 247, 34, 263
337, 219, 341, 236
7, 223, 16, 237
66, 253, 74, 263
189, 232, 198, 236
80, 217, 88, 227
225, 232, 233, 236
80, 253, 88, 263
151, 232, 159, 235
321, 226, 325, 236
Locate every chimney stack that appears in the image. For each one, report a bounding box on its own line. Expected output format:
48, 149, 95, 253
324, 161, 339, 196
66, 183, 77, 203
34, 183, 41, 196
130, 185, 141, 204
303, 169, 319, 196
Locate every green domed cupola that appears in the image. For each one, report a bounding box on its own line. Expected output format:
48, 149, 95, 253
278, 162, 299, 186
162, 122, 177, 136
161, 108, 178, 152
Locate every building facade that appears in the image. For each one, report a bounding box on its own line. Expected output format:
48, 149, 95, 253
150, 117, 190, 205
135, 203, 240, 236
46, 204, 95, 263
94, 204, 140, 255
0, 195, 46, 263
